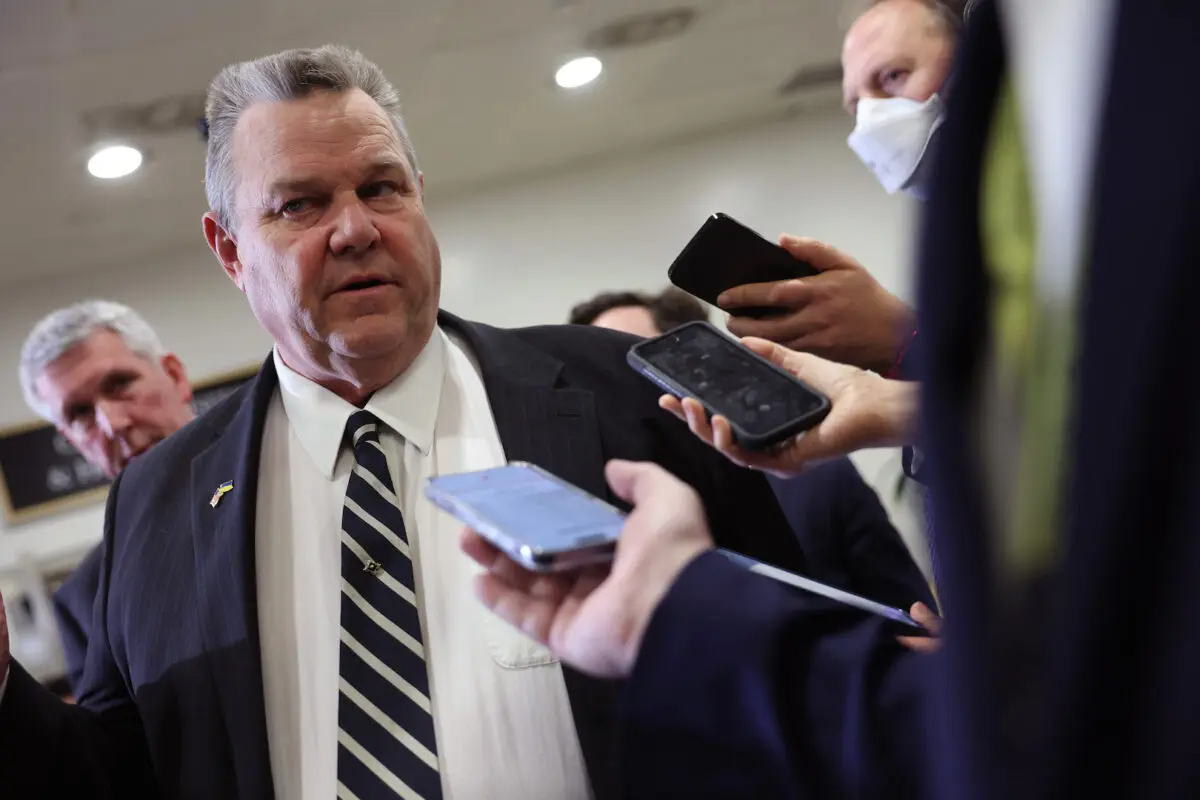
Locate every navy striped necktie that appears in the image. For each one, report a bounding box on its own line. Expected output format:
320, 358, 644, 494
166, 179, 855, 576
337, 410, 442, 799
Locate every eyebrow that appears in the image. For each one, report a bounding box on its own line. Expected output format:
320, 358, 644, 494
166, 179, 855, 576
264, 158, 411, 200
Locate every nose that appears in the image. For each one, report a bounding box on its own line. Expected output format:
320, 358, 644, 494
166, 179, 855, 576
95, 398, 134, 439
328, 196, 382, 257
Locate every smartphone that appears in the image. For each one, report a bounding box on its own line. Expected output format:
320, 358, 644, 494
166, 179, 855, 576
424, 462, 625, 572
719, 550, 927, 632
627, 321, 831, 450
667, 213, 819, 318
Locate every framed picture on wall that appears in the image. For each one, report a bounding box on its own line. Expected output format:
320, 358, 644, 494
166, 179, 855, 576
0, 364, 260, 527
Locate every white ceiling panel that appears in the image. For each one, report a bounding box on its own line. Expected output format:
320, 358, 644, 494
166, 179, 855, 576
0, 0, 848, 285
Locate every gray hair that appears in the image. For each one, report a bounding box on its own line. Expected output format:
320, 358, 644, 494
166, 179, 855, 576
204, 44, 420, 231
847, 0, 968, 37
20, 300, 166, 423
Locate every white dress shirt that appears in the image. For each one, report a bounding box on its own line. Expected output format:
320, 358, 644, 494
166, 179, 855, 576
256, 328, 591, 800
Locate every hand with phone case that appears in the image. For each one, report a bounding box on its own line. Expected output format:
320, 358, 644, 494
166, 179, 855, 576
660, 337, 918, 476
720, 236, 916, 375
460, 460, 715, 679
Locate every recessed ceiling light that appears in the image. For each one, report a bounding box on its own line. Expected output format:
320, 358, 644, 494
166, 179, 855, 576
87, 145, 143, 179
555, 56, 603, 89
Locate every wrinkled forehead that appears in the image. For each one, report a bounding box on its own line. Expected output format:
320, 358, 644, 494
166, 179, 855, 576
38, 330, 153, 402
231, 89, 411, 196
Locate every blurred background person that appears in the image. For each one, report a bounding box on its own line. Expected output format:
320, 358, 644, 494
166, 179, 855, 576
18, 300, 196, 697
568, 286, 709, 338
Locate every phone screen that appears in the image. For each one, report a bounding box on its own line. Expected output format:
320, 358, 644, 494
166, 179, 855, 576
426, 465, 625, 559
633, 323, 827, 440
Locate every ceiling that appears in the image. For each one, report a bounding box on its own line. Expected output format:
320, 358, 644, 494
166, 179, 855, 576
0, 0, 848, 285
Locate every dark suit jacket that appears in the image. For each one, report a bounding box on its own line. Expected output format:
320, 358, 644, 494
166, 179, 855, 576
916, 1, 1200, 797
52, 544, 103, 695
624, 2, 1200, 797
0, 312, 811, 799
768, 462, 933, 612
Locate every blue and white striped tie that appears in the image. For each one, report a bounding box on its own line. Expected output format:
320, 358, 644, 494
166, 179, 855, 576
337, 410, 442, 799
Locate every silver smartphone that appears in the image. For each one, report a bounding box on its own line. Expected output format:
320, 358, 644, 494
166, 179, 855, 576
719, 549, 926, 631
424, 462, 625, 572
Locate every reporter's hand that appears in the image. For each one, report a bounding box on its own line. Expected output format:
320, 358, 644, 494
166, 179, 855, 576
660, 338, 917, 476
461, 460, 713, 679
720, 236, 915, 374
897, 602, 942, 653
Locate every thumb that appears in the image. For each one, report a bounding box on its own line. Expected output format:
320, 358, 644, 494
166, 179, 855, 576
604, 459, 661, 507
778, 235, 860, 273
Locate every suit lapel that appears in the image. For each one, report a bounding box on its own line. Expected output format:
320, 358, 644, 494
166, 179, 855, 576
188, 357, 279, 799
438, 312, 622, 800
439, 311, 609, 500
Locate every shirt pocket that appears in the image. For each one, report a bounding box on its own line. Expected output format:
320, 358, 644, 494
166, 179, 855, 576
477, 600, 560, 669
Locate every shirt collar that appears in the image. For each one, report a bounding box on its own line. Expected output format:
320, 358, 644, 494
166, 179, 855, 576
273, 329, 446, 479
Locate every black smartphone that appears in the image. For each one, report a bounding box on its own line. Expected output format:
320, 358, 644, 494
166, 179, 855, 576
667, 213, 818, 319
627, 321, 831, 451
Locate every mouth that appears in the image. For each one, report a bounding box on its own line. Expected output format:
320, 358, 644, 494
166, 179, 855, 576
333, 274, 395, 295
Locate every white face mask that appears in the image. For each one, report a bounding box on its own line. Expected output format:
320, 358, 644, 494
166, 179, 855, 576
847, 94, 944, 198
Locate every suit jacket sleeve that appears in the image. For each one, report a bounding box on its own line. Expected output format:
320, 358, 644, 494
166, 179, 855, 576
0, 473, 157, 798
620, 551, 929, 800
52, 545, 104, 695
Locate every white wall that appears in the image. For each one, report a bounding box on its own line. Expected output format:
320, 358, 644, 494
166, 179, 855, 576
0, 104, 918, 568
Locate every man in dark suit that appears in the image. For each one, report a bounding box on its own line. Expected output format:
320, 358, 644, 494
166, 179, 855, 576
0, 45, 817, 799
17, 300, 198, 696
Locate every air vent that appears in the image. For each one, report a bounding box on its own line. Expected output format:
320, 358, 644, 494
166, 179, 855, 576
778, 62, 843, 96
583, 8, 696, 50
81, 92, 207, 139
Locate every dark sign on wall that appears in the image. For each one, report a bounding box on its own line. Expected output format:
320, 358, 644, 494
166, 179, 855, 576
0, 365, 258, 526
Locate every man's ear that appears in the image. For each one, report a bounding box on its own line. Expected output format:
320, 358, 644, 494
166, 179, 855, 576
203, 212, 245, 291
160, 353, 194, 404
418, 171, 425, 197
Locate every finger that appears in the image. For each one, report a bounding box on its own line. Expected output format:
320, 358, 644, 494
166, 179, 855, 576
726, 312, 821, 345
474, 573, 556, 644
777, 235, 861, 272
717, 279, 812, 311
896, 634, 942, 654
741, 340, 848, 393
681, 397, 716, 443
460, 528, 502, 567
658, 395, 686, 421
460, 528, 544, 591
711, 415, 812, 476
909, 602, 942, 634
605, 459, 679, 508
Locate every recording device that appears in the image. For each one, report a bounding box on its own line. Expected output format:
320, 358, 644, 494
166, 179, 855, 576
719, 550, 928, 632
667, 212, 819, 318
424, 462, 625, 573
627, 321, 831, 450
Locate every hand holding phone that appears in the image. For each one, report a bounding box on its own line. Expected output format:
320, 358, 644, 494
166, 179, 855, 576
426, 463, 626, 572
667, 213, 819, 319
627, 322, 831, 451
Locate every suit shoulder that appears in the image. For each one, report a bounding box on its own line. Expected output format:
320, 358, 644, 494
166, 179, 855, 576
510, 323, 649, 385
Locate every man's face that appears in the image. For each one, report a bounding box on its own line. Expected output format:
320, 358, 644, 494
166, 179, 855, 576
35, 329, 195, 478
205, 88, 440, 386
841, 0, 955, 115
591, 306, 661, 338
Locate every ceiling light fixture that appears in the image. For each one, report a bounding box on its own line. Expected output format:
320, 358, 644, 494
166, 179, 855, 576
555, 56, 603, 89
87, 145, 143, 179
